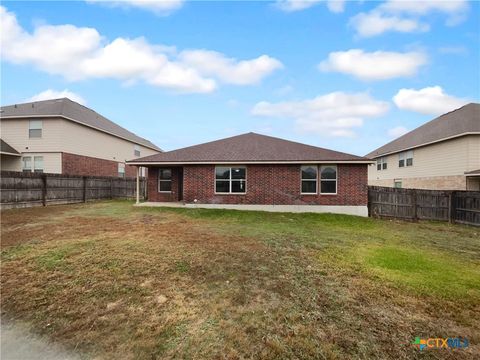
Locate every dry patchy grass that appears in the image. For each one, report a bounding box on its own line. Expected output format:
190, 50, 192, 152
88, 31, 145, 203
1, 201, 479, 359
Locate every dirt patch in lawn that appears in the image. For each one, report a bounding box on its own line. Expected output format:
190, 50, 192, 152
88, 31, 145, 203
1, 201, 479, 359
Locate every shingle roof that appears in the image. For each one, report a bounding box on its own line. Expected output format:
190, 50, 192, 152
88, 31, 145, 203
0, 139, 20, 155
465, 169, 480, 176
128, 132, 371, 164
366, 103, 480, 158
0, 98, 161, 151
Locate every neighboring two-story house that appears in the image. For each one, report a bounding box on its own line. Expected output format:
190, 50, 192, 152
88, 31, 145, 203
367, 103, 480, 191
0, 98, 161, 177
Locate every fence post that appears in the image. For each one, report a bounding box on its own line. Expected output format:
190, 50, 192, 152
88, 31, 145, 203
83, 176, 87, 203
41, 174, 47, 207
449, 191, 456, 224
412, 189, 417, 221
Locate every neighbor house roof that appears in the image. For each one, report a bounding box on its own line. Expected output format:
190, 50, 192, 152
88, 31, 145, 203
0, 139, 20, 156
366, 103, 480, 158
127, 132, 372, 165
0, 98, 161, 151
465, 169, 480, 176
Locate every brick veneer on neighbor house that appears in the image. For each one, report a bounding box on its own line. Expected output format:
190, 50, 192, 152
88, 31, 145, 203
62, 152, 137, 177
147, 164, 368, 205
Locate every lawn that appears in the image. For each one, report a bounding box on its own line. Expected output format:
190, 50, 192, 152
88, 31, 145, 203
1, 201, 479, 359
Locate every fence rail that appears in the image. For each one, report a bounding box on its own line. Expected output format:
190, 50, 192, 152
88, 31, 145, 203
0, 171, 146, 209
368, 186, 480, 226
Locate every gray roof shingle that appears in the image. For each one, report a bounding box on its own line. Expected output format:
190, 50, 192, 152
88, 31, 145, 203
366, 103, 480, 158
0, 98, 161, 151
0, 139, 20, 155
129, 132, 370, 164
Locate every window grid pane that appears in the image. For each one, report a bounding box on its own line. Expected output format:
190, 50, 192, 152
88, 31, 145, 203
215, 180, 230, 193
321, 181, 336, 194
159, 180, 172, 192
301, 180, 317, 194
231, 180, 246, 193
160, 169, 172, 180
301, 166, 317, 180
29, 129, 42, 138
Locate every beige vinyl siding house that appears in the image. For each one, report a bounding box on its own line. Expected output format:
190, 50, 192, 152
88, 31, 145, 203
0, 98, 161, 176
367, 103, 480, 191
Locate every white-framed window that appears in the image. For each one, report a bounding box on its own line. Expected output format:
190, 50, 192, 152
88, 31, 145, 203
215, 166, 246, 194
118, 163, 125, 178
29, 120, 42, 138
301, 165, 317, 194
134, 145, 140, 157
158, 168, 172, 192
377, 157, 387, 171
320, 165, 337, 194
33, 156, 44, 173
394, 179, 402, 188
399, 150, 413, 167
22, 156, 32, 172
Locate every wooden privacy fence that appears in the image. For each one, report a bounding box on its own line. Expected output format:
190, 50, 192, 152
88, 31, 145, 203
368, 186, 480, 226
0, 171, 146, 209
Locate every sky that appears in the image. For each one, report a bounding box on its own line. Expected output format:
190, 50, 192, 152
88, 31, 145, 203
1, 0, 479, 155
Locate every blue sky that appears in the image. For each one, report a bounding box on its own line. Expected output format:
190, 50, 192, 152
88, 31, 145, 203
1, 0, 479, 155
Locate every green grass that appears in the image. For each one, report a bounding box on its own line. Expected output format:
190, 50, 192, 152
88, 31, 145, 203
1, 201, 479, 359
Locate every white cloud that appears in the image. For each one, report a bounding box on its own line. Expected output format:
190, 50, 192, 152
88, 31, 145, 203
252, 92, 389, 137
380, 0, 468, 16
319, 49, 427, 81
350, 11, 429, 37
350, 0, 469, 37
393, 86, 469, 115
276, 0, 345, 13
179, 50, 283, 85
0, 6, 281, 93
87, 0, 184, 16
387, 126, 409, 138
26, 89, 87, 105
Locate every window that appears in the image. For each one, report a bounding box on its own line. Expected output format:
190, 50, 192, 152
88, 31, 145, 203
33, 156, 44, 173
301, 165, 317, 194
394, 179, 402, 188
320, 165, 337, 194
118, 163, 125, 178
29, 120, 42, 138
406, 150, 413, 166
158, 168, 172, 192
399, 150, 413, 167
134, 145, 141, 157
377, 157, 387, 171
215, 166, 246, 194
22, 157, 32, 172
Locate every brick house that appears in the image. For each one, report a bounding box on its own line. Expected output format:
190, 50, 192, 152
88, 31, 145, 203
128, 133, 372, 216
0, 98, 161, 177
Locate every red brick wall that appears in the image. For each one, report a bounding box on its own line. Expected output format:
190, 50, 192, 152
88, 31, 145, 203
147, 164, 367, 206
62, 152, 137, 177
